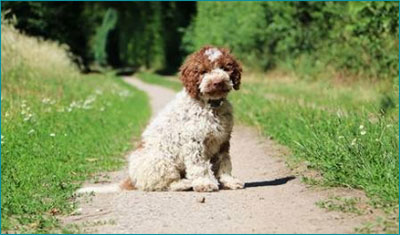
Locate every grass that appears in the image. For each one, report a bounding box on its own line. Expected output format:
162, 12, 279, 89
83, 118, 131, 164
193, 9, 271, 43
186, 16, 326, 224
317, 196, 398, 233
356, 215, 399, 234
316, 196, 363, 215
136, 72, 182, 91
1, 21, 150, 233
230, 77, 398, 207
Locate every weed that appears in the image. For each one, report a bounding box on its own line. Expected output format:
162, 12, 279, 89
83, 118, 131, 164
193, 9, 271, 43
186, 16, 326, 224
356, 215, 399, 234
316, 196, 363, 215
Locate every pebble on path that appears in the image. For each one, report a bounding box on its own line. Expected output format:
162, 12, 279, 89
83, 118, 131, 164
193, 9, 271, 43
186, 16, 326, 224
196, 196, 205, 203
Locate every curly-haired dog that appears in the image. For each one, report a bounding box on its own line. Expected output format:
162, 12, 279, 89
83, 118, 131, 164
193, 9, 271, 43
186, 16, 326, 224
78, 46, 243, 193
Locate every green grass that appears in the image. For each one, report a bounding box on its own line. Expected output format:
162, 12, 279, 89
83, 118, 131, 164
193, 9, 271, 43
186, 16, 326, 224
1, 22, 150, 233
355, 215, 399, 234
230, 78, 399, 207
316, 196, 363, 215
136, 72, 182, 91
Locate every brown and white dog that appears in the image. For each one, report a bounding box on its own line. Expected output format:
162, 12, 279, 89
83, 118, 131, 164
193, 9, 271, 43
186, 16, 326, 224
78, 46, 243, 193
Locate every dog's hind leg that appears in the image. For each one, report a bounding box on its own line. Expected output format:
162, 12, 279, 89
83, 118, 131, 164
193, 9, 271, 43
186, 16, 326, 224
129, 149, 181, 191
168, 179, 192, 191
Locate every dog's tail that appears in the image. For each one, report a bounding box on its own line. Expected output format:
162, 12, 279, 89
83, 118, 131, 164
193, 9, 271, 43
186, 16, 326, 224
76, 177, 135, 194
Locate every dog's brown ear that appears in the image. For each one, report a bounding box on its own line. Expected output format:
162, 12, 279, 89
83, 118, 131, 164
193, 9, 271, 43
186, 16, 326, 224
231, 60, 242, 90
179, 54, 201, 98
218, 48, 242, 90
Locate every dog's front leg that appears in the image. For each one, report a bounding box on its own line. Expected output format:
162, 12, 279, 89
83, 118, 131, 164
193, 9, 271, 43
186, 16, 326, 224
215, 142, 244, 190
184, 143, 219, 192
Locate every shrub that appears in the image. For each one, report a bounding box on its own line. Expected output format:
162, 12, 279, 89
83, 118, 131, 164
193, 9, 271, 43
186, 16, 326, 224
184, 2, 399, 81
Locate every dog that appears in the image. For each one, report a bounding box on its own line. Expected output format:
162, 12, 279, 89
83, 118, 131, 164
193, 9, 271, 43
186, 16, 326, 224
78, 46, 243, 193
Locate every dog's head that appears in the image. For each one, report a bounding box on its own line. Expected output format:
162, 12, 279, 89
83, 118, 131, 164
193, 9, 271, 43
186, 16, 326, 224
179, 46, 242, 101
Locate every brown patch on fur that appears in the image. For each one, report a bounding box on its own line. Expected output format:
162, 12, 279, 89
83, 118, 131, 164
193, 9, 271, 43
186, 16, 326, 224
219, 141, 230, 154
211, 141, 230, 175
120, 177, 135, 190
179, 45, 242, 99
211, 155, 221, 175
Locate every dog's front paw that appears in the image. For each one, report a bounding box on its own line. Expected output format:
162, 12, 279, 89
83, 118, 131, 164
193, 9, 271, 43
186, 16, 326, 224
220, 175, 244, 190
192, 178, 219, 192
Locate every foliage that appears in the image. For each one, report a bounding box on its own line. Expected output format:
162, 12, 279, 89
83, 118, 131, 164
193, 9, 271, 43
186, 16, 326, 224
184, 2, 399, 81
1, 2, 96, 69
116, 2, 165, 69
93, 8, 118, 66
1, 21, 150, 233
183, 2, 268, 68
3, 2, 398, 80
110, 2, 195, 71
2, 2, 196, 72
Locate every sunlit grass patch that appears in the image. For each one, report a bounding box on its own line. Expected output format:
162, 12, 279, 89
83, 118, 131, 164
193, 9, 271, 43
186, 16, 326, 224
231, 79, 399, 206
1, 21, 150, 233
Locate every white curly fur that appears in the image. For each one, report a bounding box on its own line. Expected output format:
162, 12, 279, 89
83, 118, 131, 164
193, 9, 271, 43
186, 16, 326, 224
204, 48, 222, 62
128, 87, 244, 192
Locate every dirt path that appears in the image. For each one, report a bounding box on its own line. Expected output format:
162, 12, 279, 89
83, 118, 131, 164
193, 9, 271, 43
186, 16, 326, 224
63, 77, 367, 234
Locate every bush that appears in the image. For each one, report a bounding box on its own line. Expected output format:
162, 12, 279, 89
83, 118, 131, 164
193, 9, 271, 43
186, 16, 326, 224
184, 2, 399, 81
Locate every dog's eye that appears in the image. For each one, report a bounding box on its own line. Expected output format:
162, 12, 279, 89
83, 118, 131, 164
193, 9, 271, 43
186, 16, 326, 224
222, 67, 231, 72
223, 64, 233, 71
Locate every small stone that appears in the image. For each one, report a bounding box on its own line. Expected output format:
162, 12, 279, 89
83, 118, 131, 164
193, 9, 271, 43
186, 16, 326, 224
196, 196, 205, 203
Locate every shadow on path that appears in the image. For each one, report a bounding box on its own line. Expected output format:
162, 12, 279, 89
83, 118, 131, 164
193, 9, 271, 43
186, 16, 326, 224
245, 176, 296, 188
